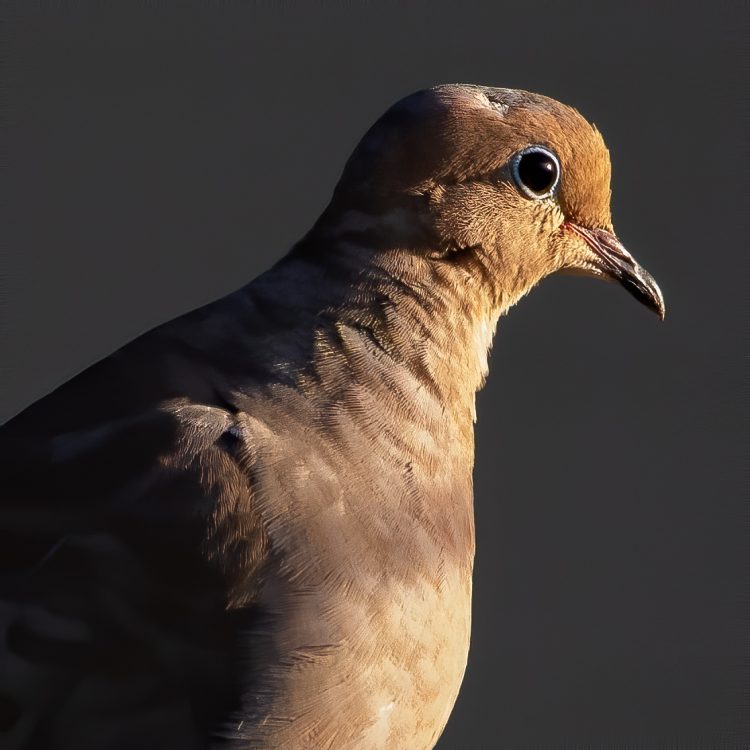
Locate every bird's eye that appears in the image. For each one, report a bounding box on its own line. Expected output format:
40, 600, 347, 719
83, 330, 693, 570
510, 146, 561, 200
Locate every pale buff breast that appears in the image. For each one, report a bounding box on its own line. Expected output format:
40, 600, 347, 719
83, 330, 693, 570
227, 349, 477, 748
235, 563, 473, 749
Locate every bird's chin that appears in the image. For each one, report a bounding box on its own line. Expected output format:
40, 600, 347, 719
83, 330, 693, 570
563, 223, 666, 320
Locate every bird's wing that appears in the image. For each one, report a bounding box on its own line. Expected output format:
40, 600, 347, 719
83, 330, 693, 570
0, 326, 270, 750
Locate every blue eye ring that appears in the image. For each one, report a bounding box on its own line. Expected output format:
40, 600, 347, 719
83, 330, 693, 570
510, 145, 561, 200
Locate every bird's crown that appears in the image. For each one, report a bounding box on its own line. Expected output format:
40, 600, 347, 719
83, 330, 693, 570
336, 83, 613, 232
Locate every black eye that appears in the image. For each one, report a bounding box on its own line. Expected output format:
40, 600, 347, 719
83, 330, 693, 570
510, 146, 561, 199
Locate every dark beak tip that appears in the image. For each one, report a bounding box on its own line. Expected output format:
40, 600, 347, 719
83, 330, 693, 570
626, 273, 665, 321
641, 280, 666, 321
642, 271, 666, 322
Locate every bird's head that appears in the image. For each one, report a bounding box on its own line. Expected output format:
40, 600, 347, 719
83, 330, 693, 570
328, 84, 664, 319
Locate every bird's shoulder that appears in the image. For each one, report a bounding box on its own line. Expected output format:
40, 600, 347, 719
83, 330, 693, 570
0, 305, 273, 589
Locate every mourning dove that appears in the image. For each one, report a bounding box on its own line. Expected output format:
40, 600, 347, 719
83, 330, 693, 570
0, 84, 664, 749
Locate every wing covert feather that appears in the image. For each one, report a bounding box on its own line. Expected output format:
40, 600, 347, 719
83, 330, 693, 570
0, 386, 270, 749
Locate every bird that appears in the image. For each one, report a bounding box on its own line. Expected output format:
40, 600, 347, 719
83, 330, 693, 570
0, 84, 664, 750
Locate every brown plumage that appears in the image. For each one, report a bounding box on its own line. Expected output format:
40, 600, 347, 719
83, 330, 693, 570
0, 84, 663, 749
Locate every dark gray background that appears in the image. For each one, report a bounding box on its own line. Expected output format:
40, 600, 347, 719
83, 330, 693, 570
1, 1, 746, 747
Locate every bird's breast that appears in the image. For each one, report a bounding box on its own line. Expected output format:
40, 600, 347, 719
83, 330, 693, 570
228, 398, 476, 748
238, 556, 473, 749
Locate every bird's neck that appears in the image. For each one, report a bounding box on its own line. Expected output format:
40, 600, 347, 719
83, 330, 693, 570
248, 205, 537, 433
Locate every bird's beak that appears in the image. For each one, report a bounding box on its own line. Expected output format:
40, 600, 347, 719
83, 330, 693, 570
566, 223, 665, 320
